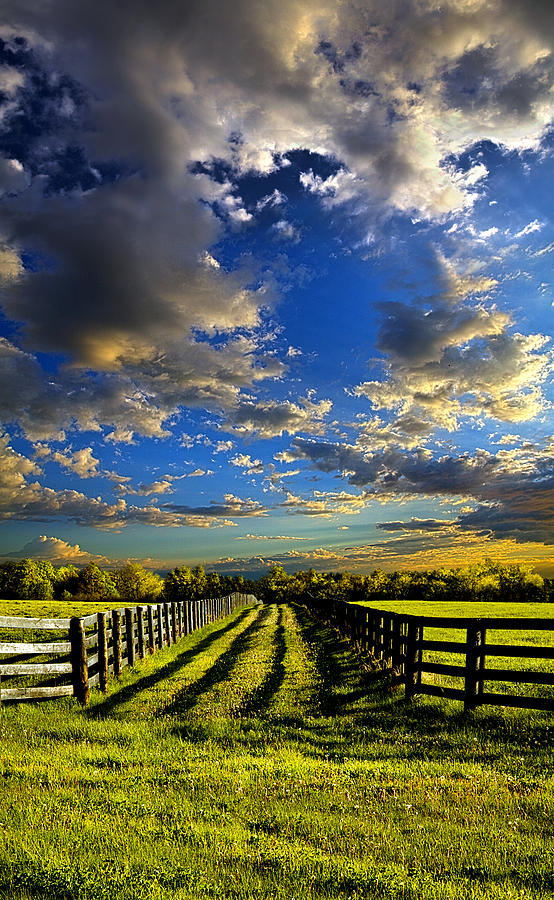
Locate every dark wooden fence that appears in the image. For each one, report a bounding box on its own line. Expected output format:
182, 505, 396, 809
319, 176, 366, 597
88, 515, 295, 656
0, 593, 258, 705
311, 597, 554, 712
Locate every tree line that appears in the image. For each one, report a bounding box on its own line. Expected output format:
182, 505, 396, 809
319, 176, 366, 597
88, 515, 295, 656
0, 560, 250, 604
253, 559, 552, 605
0, 557, 551, 605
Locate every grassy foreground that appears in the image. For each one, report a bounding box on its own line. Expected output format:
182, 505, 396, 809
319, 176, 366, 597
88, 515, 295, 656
1, 601, 553, 899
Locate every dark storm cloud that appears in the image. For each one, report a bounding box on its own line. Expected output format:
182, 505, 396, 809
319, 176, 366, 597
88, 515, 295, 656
226, 397, 332, 439
376, 518, 456, 532
457, 480, 554, 545
355, 256, 552, 430
161, 495, 267, 518
287, 435, 554, 545
288, 437, 501, 493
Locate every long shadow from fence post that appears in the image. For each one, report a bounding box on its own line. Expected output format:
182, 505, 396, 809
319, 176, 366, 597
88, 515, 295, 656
234, 604, 287, 718
86, 606, 254, 720
161, 604, 274, 719
294, 603, 392, 718
294, 604, 512, 752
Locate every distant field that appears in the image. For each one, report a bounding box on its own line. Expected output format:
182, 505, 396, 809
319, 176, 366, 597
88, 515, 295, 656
0, 601, 553, 900
356, 599, 554, 619
0, 598, 137, 619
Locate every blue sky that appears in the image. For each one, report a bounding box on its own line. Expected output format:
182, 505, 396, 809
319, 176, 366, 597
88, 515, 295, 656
0, 0, 553, 576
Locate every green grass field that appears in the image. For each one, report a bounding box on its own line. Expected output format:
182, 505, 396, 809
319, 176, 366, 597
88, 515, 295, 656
1, 601, 553, 899
0, 598, 125, 618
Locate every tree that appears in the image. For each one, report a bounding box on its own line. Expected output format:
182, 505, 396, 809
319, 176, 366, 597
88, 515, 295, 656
77, 563, 119, 600
257, 565, 292, 603
3, 560, 54, 601
164, 565, 194, 601
205, 572, 221, 597
54, 565, 80, 598
115, 564, 163, 602
191, 565, 208, 600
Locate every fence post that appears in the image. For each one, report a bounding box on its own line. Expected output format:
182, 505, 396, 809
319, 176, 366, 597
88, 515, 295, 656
464, 622, 484, 711
383, 615, 393, 670
147, 605, 155, 653
137, 606, 145, 660
479, 627, 486, 701
392, 615, 401, 674
157, 604, 164, 649
356, 607, 362, 648
97, 612, 108, 692
125, 608, 135, 666
372, 614, 378, 660
112, 609, 122, 677
164, 603, 171, 646
171, 602, 177, 642
70, 617, 89, 705
405, 619, 422, 701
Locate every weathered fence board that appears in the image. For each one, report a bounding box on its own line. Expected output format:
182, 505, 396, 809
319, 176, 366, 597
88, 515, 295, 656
0, 615, 71, 630
0, 640, 71, 654
1, 685, 74, 701
0, 662, 72, 676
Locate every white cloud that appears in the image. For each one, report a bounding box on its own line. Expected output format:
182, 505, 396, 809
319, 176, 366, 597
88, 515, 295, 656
514, 219, 544, 238
213, 440, 234, 453
271, 220, 300, 241
230, 454, 264, 474
117, 479, 174, 496
49, 447, 101, 479
0, 534, 104, 565
0, 432, 267, 530
256, 189, 286, 211
280, 488, 368, 517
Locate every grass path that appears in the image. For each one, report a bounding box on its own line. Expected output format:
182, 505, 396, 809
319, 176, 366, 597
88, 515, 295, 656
0, 602, 553, 899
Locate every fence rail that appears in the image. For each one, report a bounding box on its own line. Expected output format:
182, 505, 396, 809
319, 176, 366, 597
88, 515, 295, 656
0, 593, 257, 705
308, 597, 554, 713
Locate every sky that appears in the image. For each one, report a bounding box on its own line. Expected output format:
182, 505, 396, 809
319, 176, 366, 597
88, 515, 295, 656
0, 0, 553, 577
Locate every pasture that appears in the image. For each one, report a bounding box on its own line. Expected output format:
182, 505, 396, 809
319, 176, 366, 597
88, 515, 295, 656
0, 599, 124, 619
0, 600, 553, 899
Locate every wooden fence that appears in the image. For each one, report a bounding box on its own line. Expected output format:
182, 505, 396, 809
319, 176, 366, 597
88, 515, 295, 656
312, 597, 554, 713
0, 593, 258, 705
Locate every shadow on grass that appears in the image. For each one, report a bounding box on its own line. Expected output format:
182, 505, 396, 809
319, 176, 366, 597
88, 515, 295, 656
284, 604, 554, 763
234, 605, 287, 717
293, 603, 386, 717
86, 607, 254, 720
161, 604, 274, 718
